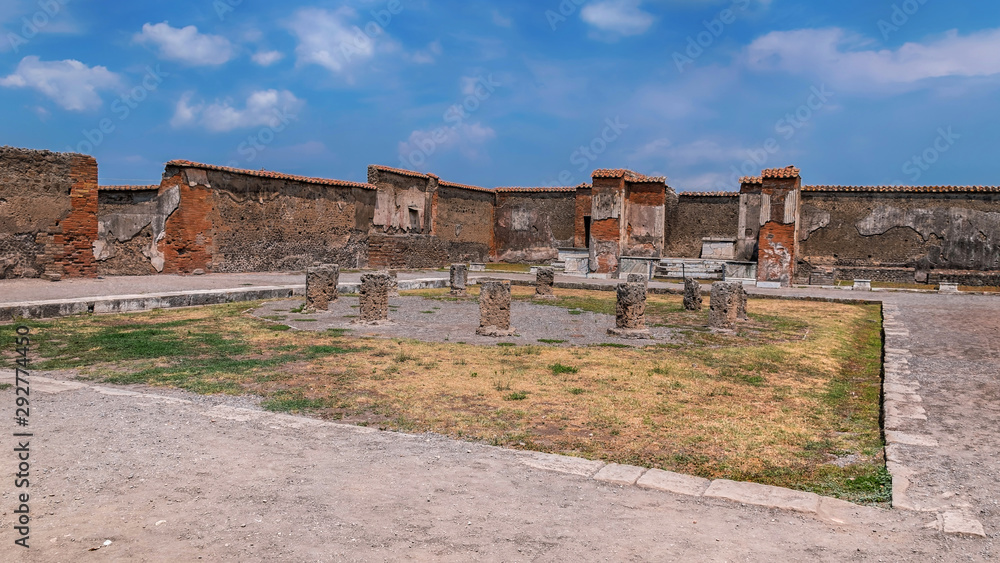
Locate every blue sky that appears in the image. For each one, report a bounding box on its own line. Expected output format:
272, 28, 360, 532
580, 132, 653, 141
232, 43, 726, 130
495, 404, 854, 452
1, 0, 999, 190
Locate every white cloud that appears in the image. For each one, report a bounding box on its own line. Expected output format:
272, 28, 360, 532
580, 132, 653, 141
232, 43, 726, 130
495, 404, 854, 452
0, 56, 121, 111
171, 89, 305, 132
286, 7, 375, 73
135, 22, 234, 66
746, 27, 1000, 91
491, 9, 512, 28
251, 50, 284, 66
409, 40, 442, 65
581, 0, 654, 40
398, 122, 497, 163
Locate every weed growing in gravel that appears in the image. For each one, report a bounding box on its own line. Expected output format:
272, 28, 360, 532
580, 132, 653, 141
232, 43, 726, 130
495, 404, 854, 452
549, 363, 579, 375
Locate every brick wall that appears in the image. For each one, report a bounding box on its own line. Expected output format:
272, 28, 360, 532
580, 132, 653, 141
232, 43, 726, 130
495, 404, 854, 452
664, 195, 739, 258
493, 191, 576, 263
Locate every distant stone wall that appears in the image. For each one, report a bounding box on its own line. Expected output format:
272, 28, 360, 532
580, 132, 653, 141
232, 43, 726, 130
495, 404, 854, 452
432, 184, 494, 263
0, 147, 98, 279
664, 194, 739, 258
493, 190, 576, 263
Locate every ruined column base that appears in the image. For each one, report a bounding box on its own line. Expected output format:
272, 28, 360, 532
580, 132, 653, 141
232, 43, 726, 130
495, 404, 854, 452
607, 327, 651, 339
476, 325, 518, 337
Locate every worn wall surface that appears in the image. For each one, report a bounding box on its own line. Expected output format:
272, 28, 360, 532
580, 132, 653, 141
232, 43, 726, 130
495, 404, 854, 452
95, 187, 178, 275
434, 184, 494, 263
494, 191, 576, 263
573, 188, 593, 249
368, 167, 434, 234
0, 147, 98, 278
664, 195, 739, 258
799, 191, 1000, 281
623, 182, 667, 257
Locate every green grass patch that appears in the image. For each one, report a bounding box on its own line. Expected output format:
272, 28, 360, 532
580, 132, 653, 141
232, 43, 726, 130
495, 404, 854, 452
549, 363, 579, 375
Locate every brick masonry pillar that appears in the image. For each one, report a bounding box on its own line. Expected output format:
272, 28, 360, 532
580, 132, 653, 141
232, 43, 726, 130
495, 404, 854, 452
305, 264, 339, 311
450, 263, 468, 296
354, 272, 392, 325
476, 279, 516, 336
608, 281, 650, 338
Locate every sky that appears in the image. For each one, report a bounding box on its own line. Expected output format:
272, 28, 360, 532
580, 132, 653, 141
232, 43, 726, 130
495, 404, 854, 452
1, 0, 999, 191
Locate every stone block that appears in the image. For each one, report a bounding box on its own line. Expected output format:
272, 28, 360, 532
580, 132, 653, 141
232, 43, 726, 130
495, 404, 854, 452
353, 272, 392, 325
477, 279, 516, 336
853, 279, 872, 291
704, 479, 820, 514
534, 267, 556, 299
636, 468, 711, 497
387, 269, 399, 297
305, 264, 339, 311
450, 263, 468, 296
938, 282, 959, 294
593, 463, 646, 486
626, 273, 647, 284
608, 281, 650, 338
709, 281, 742, 329
683, 277, 702, 311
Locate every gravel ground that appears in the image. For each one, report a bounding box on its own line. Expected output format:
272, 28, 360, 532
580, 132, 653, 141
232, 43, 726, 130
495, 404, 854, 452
253, 296, 678, 346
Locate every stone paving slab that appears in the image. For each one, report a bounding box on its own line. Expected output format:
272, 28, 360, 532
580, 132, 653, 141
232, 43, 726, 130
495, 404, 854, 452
704, 479, 821, 514
519, 451, 606, 477
593, 463, 646, 486
636, 468, 711, 497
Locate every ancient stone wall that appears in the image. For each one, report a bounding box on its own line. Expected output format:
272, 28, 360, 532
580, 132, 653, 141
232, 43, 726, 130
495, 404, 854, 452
493, 190, 576, 263
434, 184, 494, 263
94, 187, 175, 276
573, 187, 592, 249
0, 147, 98, 279
664, 194, 740, 258
799, 190, 1000, 283
623, 182, 670, 257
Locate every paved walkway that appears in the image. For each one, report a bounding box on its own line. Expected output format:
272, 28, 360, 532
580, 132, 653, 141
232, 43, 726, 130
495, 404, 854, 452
1, 272, 997, 560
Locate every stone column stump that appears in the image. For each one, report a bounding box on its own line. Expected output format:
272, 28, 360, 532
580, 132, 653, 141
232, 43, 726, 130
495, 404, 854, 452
450, 263, 468, 296
387, 269, 399, 297
476, 280, 516, 336
627, 273, 647, 284
607, 281, 651, 339
683, 277, 702, 311
305, 264, 339, 312
353, 272, 393, 325
534, 267, 556, 299
709, 281, 746, 329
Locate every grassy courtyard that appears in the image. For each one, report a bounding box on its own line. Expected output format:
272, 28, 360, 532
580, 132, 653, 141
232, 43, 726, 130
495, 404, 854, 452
12, 287, 889, 504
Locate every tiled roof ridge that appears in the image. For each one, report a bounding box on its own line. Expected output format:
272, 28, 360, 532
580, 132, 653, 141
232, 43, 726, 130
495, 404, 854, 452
370, 164, 429, 180
99, 184, 160, 191
739, 176, 762, 184
803, 185, 1000, 193
761, 166, 801, 179
167, 160, 375, 189
592, 168, 667, 183
494, 185, 581, 193
679, 191, 740, 197
436, 179, 493, 193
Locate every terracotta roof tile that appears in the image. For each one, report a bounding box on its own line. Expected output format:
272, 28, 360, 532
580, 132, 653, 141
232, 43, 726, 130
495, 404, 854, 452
803, 185, 1000, 193
739, 176, 762, 184
494, 185, 581, 193
679, 191, 740, 197
761, 166, 801, 179
592, 169, 666, 183
370, 164, 430, 179
437, 180, 493, 193
166, 160, 375, 189
99, 184, 159, 191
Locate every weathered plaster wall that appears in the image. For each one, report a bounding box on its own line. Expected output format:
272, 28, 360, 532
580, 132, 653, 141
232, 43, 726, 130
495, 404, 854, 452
573, 188, 592, 249
623, 182, 668, 257
95, 187, 179, 275
663, 195, 739, 258
434, 185, 494, 263
0, 147, 97, 279
493, 191, 576, 263
799, 191, 1000, 280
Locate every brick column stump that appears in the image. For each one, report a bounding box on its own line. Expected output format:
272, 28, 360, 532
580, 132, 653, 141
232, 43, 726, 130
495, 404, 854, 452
683, 277, 702, 311
607, 281, 651, 339
450, 263, 468, 296
534, 267, 556, 300
476, 280, 516, 337
305, 264, 339, 312
353, 273, 393, 325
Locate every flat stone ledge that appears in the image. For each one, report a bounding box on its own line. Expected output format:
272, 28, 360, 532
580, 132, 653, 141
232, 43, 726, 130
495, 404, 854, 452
704, 479, 821, 514
886, 431, 938, 447
519, 452, 606, 478
636, 468, 710, 497
593, 463, 646, 486
941, 511, 987, 537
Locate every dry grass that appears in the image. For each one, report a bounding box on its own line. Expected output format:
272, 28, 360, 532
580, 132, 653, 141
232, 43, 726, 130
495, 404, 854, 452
17, 289, 887, 503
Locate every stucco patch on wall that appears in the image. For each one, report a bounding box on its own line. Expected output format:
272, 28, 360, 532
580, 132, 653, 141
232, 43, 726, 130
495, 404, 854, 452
94, 186, 180, 272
